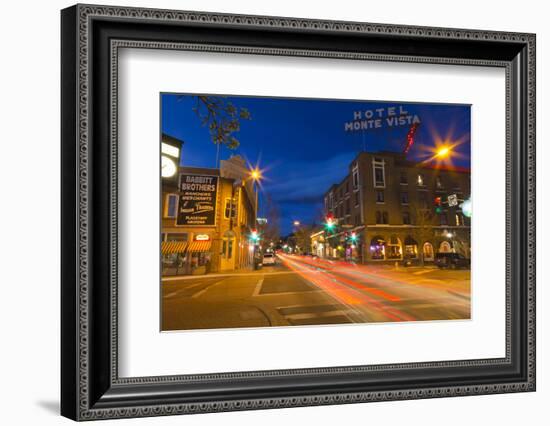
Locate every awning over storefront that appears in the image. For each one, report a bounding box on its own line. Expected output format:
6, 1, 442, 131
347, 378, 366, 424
188, 240, 212, 253
161, 241, 188, 255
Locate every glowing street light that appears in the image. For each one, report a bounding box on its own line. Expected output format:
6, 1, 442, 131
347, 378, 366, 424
293, 220, 301, 226
435, 146, 452, 158
250, 168, 262, 181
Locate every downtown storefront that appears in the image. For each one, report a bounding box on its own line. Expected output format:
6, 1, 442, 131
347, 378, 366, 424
161, 166, 256, 276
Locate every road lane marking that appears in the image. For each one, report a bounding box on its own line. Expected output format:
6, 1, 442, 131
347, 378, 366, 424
252, 277, 264, 297
412, 269, 437, 275
285, 310, 349, 321
191, 280, 225, 298
163, 282, 209, 299
254, 290, 321, 297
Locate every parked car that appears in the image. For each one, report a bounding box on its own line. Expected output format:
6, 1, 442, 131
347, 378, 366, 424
262, 253, 276, 265
434, 252, 470, 269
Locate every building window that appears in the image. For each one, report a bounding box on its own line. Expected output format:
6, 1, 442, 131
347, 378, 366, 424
370, 236, 386, 260
345, 199, 351, 215
386, 236, 402, 260
352, 165, 359, 188
227, 239, 233, 259
346, 180, 350, 194
417, 173, 425, 186
165, 194, 178, 218
423, 242, 435, 261
404, 236, 418, 258
400, 172, 408, 185
400, 192, 409, 205
439, 213, 448, 225
455, 213, 464, 226
435, 176, 444, 189
376, 190, 385, 203
355, 192, 360, 207
372, 158, 385, 188
224, 198, 236, 219
403, 211, 411, 225
376, 211, 389, 224
418, 191, 428, 208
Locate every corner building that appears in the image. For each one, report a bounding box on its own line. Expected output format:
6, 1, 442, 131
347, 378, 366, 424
161, 156, 256, 276
321, 151, 471, 264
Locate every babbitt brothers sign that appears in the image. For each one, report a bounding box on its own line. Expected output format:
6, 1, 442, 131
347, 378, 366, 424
344, 105, 421, 132
177, 174, 219, 226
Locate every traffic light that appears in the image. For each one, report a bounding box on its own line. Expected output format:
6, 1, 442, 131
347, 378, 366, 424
250, 229, 260, 242
325, 214, 335, 231
350, 232, 357, 242
434, 196, 443, 214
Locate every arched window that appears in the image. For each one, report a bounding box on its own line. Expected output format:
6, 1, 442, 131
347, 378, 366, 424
423, 242, 434, 261
370, 236, 385, 260
386, 235, 402, 260
439, 241, 452, 253
404, 236, 418, 258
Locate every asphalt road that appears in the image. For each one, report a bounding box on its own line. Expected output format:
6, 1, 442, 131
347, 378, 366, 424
161, 254, 470, 331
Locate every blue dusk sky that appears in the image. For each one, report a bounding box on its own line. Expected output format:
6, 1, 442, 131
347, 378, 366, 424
161, 94, 471, 235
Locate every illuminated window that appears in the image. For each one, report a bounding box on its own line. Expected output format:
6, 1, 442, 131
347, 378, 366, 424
417, 173, 425, 186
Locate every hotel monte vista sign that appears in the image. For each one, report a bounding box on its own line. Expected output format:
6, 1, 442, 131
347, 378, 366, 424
176, 174, 219, 226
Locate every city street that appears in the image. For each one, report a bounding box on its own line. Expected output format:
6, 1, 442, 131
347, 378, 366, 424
161, 254, 470, 331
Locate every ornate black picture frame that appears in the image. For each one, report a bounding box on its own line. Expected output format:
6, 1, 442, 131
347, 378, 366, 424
61, 4, 536, 421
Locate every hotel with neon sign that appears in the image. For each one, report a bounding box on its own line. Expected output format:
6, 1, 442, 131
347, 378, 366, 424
315, 151, 471, 264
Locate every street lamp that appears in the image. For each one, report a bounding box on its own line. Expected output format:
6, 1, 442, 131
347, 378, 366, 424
435, 146, 452, 158
250, 168, 262, 181
293, 220, 301, 226
249, 167, 262, 218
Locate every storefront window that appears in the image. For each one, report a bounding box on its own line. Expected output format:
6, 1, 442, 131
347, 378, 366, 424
404, 236, 418, 258
423, 242, 435, 261
386, 236, 402, 260
370, 236, 385, 260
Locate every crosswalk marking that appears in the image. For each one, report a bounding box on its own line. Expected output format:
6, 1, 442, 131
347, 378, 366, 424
276, 304, 356, 325
252, 277, 264, 297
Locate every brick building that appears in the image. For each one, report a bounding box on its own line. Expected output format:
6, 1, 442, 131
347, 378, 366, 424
161, 156, 256, 275
317, 151, 471, 264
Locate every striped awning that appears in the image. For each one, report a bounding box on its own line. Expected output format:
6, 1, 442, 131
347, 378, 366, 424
188, 240, 212, 253
161, 241, 188, 255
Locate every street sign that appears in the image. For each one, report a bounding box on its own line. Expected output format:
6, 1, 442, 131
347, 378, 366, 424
194, 234, 211, 241
447, 194, 458, 207
177, 174, 218, 226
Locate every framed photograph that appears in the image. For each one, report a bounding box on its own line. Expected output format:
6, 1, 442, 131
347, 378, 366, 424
61, 4, 536, 421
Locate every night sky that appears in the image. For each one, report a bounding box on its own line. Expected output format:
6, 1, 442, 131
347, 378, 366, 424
162, 94, 471, 235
